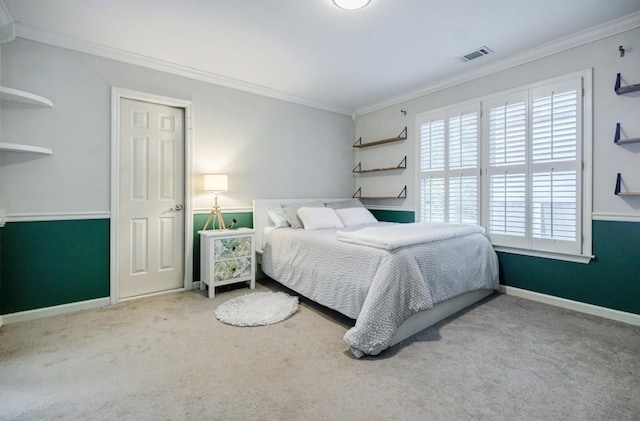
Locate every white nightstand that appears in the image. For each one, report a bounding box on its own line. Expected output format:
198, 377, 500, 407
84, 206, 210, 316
199, 228, 256, 298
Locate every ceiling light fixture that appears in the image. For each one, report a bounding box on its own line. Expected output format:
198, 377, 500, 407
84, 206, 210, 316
332, 0, 371, 10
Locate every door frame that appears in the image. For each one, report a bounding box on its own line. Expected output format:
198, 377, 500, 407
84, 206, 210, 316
110, 87, 194, 305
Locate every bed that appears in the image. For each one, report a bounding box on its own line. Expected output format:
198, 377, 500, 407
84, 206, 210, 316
253, 199, 499, 357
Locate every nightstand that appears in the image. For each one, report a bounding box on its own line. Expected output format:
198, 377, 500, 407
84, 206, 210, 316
199, 228, 256, 298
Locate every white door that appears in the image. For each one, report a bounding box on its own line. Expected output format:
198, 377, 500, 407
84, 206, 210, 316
118, 98, 185, 299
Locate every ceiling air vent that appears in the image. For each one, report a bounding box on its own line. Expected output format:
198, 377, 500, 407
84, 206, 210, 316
457, 46, 493, 63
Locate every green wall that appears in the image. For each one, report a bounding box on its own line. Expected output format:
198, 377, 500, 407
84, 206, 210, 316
2, 211, 637, 317
0, 219, 110, 314
375, 210, 640, 315
0, 213, 252, 315
370, 209, 415, 223
499, 221, 640, 315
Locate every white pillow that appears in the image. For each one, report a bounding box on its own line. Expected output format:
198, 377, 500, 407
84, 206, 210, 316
297, 207, 344, 230
281, 201, 325, 229
267, 207, 290, 228
336, 207, 378, 227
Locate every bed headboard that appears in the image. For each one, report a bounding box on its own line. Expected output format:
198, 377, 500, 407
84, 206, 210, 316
252, 198, 348, 252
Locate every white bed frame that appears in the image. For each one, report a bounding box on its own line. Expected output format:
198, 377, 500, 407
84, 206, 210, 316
252, 199, 494, 348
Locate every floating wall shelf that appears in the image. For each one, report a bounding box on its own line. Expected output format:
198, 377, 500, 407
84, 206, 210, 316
0, 87, 54, 158
353, 156, 407, 174
0, 86, 53, 107
353, 185, 407, 200
614, 173, 640, 196
0, 142, 53, 155
613, 123, 640, 145
614, 73, 640, 95
353, 127, 407, 148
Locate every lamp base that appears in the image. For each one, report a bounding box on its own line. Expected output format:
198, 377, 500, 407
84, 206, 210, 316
202, 193, 226, 230
203, 206, 226, 230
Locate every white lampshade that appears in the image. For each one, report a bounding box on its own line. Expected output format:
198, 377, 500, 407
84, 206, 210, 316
203, 174, 228, 192
333, 0, 370, 10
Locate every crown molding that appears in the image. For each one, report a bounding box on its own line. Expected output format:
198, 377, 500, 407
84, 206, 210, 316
0, 0, 11, 25
356, 11, 640, 116
12, 11, 640, 119
13, 23, 352, 117
0, 0, 15, 44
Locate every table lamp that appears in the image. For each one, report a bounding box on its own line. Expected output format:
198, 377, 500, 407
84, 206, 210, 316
202, 174, 228, 230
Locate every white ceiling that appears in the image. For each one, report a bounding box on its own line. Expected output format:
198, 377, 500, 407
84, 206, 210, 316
4, 0, 640, 113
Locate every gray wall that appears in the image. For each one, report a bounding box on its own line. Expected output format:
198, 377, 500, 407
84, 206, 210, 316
355, 28, 640, 218
352, 27, 640, 316
0, 38, 355, 217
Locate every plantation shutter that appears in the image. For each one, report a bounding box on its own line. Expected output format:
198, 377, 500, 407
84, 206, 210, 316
417, 111, 446, 222
485, 92, 528, 247
447, 104, 480, 224
530, 79, 582, 254
417, 104, 480, 224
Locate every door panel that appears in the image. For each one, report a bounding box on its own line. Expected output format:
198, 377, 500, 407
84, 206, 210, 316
119, 98, 185, 299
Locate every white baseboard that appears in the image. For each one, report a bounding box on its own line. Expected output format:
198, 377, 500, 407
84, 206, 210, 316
117, 288, 185, 303
500, 286, 640, 326
192, 281, 201, 289
1, 297, 110, 325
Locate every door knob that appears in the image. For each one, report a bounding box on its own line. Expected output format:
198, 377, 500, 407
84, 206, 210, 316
171, 204, 184, 212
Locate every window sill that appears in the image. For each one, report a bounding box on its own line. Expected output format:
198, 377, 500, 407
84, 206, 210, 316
493, 246, 593, 264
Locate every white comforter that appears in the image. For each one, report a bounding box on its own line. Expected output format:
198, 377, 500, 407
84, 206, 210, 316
337, 222, 486, 250
261, 222, 499, 357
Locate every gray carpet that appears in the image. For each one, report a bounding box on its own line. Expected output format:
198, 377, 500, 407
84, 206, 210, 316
1, 279, 639, 421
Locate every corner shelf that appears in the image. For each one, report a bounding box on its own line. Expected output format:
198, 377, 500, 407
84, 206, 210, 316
615, 173, 640, 196
353, 185, 407, 200
0, 142, 53, 155
613, 123, 640, 145
0, 87, 54, 159
0, 86, 53, 107
614, 73, 640, 95
353, 156, 407, 174
353, 127, 407, 148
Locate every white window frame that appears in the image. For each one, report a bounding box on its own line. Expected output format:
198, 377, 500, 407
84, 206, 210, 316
415, 69, 593, 263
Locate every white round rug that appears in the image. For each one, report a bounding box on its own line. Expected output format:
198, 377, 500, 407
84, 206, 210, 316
215, 291, 299, 326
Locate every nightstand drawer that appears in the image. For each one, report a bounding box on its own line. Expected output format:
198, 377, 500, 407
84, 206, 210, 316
214, 236, 252, 259
214, 256, 252, 282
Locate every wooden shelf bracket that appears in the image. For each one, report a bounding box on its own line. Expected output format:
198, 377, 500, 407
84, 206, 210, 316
614, 123, 640, 145
615, 173, 640, 196
353, 185, 407, 199
615, 73, 640, 95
